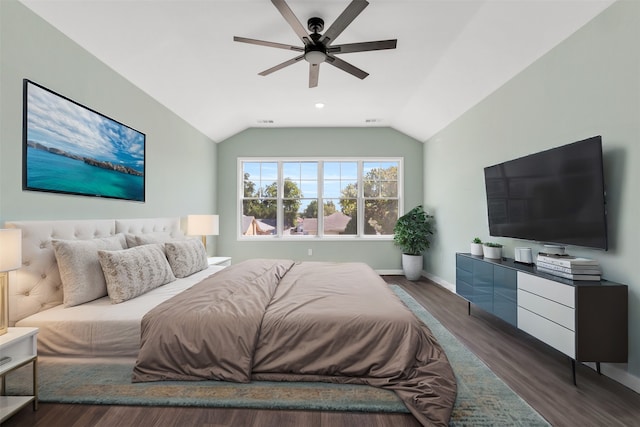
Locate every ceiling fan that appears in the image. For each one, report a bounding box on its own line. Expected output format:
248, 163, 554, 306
234, 0, 397, 88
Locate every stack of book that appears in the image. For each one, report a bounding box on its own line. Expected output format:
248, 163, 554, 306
536, 253, 601, 281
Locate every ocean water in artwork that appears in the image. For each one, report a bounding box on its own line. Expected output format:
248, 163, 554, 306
26, 147, 144, 202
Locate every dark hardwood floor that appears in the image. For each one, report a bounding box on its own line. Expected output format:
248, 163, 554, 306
5, 276, 640, 426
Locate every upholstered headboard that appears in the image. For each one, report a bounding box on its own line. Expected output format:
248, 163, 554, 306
4, 217, 181, 325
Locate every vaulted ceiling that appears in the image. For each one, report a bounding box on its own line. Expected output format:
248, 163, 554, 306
20, 0, 615, 143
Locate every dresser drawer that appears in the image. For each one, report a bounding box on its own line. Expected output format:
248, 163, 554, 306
518, 289, 575, 330
456, 267, 473, 287
517, 272, 574, 308
456, 278, 473, 302
456, 254, 474, 273
518, 307, 575, 358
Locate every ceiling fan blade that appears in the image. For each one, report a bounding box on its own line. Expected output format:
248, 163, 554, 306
309, 63, 320, 88
325, 55, 369, 80
234, 36, 304, 52
319, 0, 369, 46
328, 39, 397, 54
258, 54, 305, 76
271, 0, 313, 46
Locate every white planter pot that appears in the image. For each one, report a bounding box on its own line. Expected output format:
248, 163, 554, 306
470, 243, 484, 256
483, 246, 502, 259
402, 253, 423, 281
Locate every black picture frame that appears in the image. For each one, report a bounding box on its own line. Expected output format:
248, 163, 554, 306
22, 79, 146, 202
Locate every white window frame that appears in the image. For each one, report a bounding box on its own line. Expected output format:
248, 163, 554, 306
238, 157, 404, 240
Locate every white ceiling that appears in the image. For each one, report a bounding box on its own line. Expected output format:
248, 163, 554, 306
19, 0, 615, 143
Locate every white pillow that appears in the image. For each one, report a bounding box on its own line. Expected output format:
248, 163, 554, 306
52, 234, 127, 307
98, 243, 176, 304
125, 231, 184, 248
164, 239, 209, 278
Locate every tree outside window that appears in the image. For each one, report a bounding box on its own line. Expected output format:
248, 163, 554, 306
242, 162, 277, 235
363, 162, 398, 235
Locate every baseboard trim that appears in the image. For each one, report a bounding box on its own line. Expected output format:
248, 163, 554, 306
424, 271, 455, 293
376, 270, 456, 293
375, 269, 404, 275
583, 362, 640, 394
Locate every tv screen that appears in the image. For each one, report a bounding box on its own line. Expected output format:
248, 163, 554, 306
23, 79, 145, 202
484, 136, 608, 250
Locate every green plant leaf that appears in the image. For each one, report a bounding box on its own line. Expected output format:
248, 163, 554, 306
393, 205, 434, 255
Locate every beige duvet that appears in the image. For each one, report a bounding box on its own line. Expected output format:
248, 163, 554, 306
132, 259, 457, 426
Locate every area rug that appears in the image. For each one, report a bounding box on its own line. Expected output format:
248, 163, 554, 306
7, 286, 549, 426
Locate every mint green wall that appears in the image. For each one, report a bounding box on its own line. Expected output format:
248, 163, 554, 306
423, 0, 639, 386
217, 127, 423, 270
0, 1, 217, 229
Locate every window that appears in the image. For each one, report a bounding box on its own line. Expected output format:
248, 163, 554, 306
239, 158, 402, 238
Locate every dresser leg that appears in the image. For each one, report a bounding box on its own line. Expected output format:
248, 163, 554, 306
468, 301, 471, 316
571, 359, 577, 386
596, 362, 601, 375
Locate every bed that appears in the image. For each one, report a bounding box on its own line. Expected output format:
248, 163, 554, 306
5, 217, 456, 426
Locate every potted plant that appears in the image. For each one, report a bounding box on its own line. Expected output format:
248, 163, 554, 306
470, 237, 484, 256
393, 205, 434, 280
483, 242, 503, 259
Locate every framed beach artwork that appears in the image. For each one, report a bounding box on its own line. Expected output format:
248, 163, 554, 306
22, 79, 145, 202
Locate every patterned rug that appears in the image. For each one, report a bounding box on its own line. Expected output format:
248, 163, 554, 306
7, 286, 549, 426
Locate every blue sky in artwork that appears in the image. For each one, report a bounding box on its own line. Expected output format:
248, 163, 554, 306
26, 82, 145, 173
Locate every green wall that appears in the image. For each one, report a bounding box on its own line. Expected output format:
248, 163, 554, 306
0, 0, 217, 236
217, 127, 423, 271
423, 0, 639, 388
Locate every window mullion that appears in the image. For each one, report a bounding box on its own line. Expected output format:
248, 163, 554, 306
357, 160, 363, 237
277, 161, 284, 237
317, 160, 324, 237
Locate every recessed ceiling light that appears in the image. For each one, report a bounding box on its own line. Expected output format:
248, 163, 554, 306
315, 103, 325, 109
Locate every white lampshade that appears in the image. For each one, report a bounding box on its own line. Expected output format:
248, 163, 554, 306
187, 215, 219, 237
0, 229, 22, 272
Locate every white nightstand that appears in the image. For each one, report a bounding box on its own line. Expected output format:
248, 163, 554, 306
0, 327, 38, 423
208, 256, 232, 267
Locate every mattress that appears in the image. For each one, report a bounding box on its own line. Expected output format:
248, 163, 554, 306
15, 265, 226, 357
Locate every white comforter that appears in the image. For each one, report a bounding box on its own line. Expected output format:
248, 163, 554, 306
16, 265, 225, 357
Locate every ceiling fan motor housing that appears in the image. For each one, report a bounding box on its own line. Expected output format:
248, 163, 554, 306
307, 17, 324, 33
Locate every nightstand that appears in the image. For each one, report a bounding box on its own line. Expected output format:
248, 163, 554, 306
208, 256, 232, 267
1, 327, 38, 423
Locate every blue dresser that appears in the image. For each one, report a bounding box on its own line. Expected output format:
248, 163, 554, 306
455, 253, 517, 326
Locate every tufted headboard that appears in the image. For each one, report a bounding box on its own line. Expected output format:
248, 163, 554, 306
4, 217, 181, 325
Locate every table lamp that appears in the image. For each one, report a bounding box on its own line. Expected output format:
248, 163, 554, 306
0, 228, 22, 336
187, 215, 219, 251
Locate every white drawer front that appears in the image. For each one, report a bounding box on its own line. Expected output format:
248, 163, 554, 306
518, 307, 575, 358
518, 289, 575, 330
517, 272, 575, 308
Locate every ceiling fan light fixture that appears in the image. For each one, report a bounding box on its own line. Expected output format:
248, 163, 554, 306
304, 50, 327, 65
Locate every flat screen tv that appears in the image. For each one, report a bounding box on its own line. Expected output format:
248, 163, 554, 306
23, 79, 145, 202
484, 136, 608, 250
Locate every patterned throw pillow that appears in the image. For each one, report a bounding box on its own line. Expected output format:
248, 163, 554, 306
164, 239, 209, 278
98, 243, 176, 304
52, 234, 127, 307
